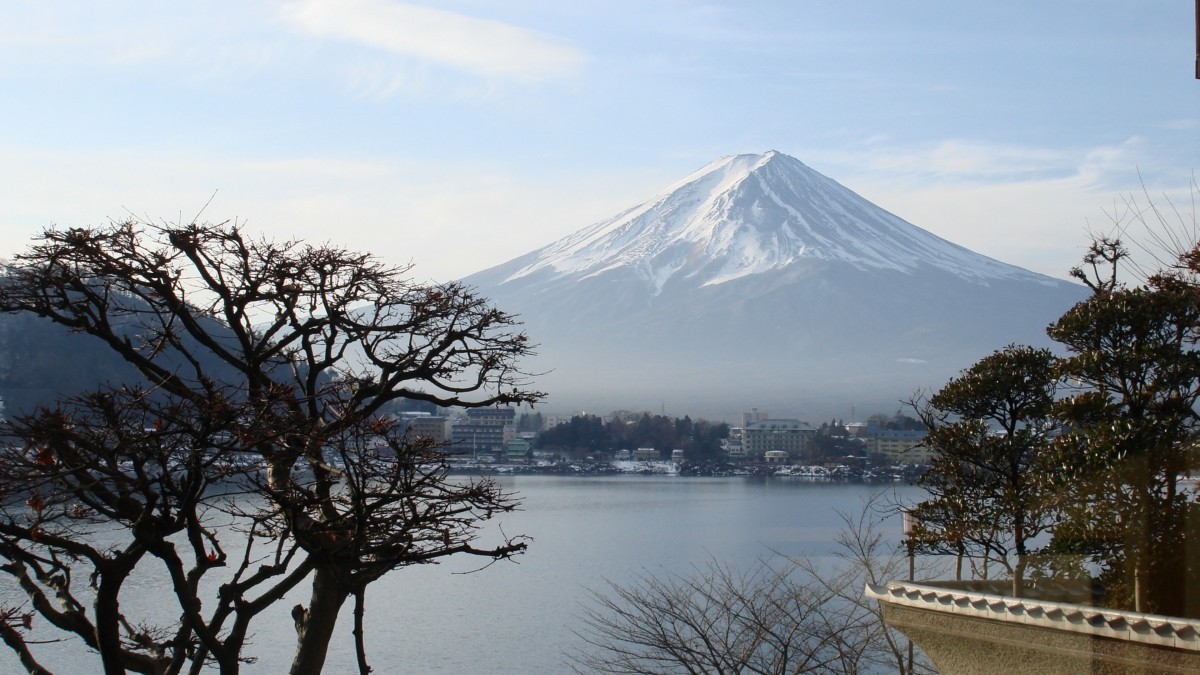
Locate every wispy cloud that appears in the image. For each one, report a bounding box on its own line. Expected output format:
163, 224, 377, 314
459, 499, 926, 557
279, 0, 586, 83
798, 135, 1196, 281
856, 139, 1073, 182
0, 3, 292, 83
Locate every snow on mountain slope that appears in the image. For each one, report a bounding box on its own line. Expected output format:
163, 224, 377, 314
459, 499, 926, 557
504, 151, 1048, 293
461, 151, 1086, 419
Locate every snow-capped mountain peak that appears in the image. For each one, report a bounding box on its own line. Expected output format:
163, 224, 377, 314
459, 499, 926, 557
462, 151, 1085, 418
504, 151, 1039, 293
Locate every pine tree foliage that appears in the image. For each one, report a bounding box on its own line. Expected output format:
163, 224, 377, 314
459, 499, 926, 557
1047, 239, 1200, 616
909, 231, 1200, 617
910, 345, 1059, 595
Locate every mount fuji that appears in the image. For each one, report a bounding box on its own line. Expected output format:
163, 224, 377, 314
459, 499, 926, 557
463, 151, 1086, 419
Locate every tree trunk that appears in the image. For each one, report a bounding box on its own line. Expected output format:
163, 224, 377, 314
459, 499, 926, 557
288, 567, 350, 675
95, 563, 139, 675
1012, 519, 1027, 598
1012, 553, 1027, 598
955, 541, 964, 581
1135, 560, 1146, 613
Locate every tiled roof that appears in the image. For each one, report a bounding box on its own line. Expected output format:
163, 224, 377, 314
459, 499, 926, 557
865, 581, 1200, 652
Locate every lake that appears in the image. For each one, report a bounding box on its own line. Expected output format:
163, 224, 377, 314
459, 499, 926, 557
1, 476, 920, 674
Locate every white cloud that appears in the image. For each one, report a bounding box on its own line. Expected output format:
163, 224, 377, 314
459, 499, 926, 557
279, 0, 585, 83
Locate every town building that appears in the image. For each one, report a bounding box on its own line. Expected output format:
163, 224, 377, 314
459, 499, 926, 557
632, 447, 659, 460
867, 427, 931, 463
741, 419, 816, 461
396, 412, 450, 446
449, 407, 516, 455
504, 437, 531, 462
722, 428, 746, 460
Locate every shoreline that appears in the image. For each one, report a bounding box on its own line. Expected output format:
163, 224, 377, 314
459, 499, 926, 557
446, 458, 924, 482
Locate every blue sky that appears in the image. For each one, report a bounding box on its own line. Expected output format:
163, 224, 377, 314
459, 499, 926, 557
1, 0, 1196, 282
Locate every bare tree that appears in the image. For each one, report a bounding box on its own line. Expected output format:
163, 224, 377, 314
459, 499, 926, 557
0, 220, 542, 674
569, 496, 936, 675
795, 498, 939, 675
570, 559, 860, 675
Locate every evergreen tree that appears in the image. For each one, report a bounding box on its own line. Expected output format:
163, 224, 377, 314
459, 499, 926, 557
911, 345, 1059, 595
1048, 253, 1200, 615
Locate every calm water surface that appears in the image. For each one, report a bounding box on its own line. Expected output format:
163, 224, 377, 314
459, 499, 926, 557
3, 476, 919, 674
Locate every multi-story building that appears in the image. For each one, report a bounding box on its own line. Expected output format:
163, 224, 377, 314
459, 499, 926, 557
396, 412, 450, 446
741, 408, 769, 426
449, 407, 516, 455
741, 419, 816, 462
867, 427, 931, 463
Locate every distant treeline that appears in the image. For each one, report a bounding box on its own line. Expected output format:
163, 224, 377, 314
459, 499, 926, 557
533, 413, 729, 460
